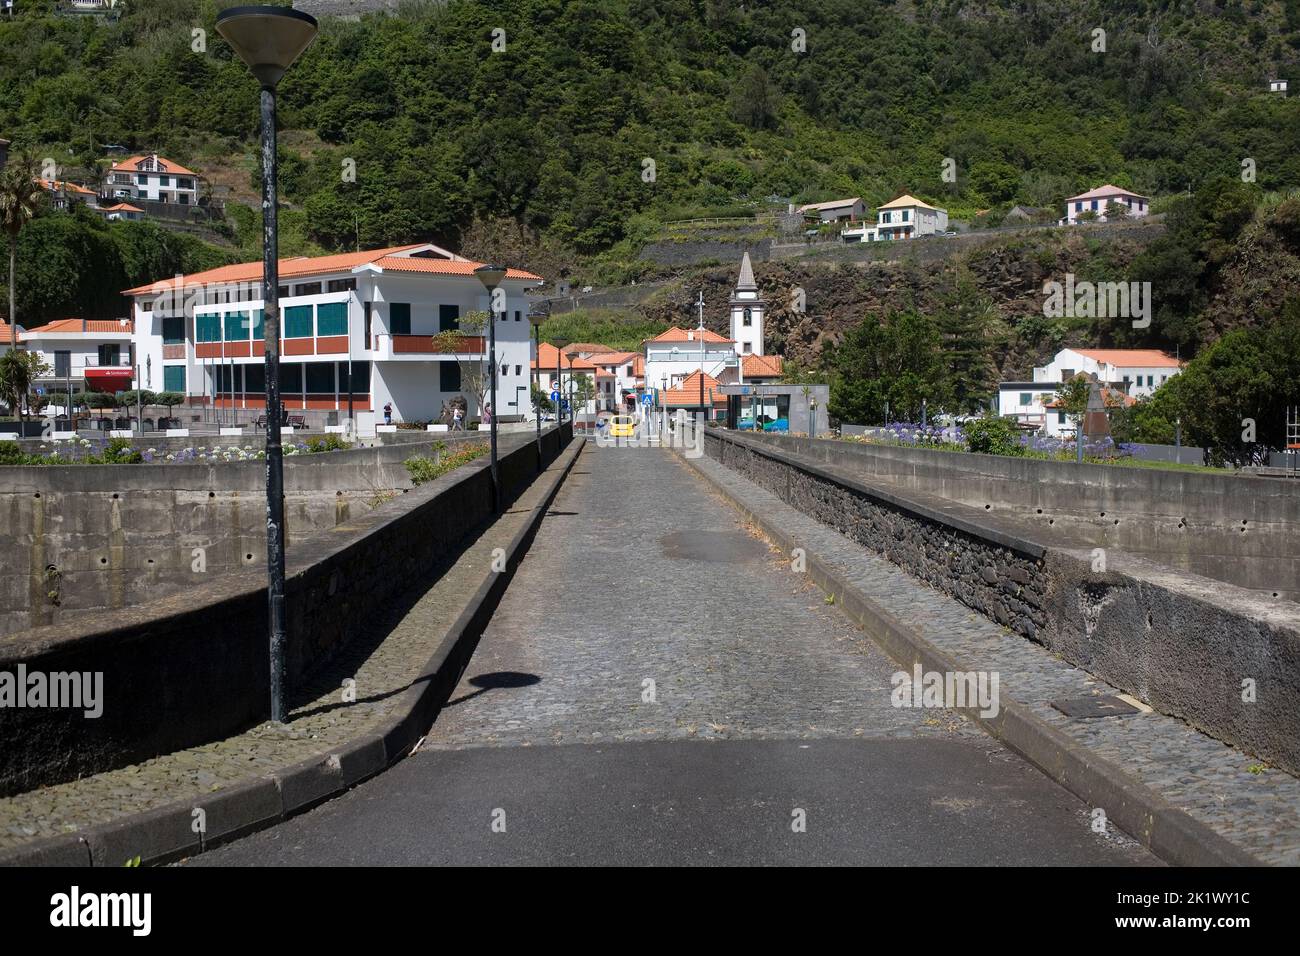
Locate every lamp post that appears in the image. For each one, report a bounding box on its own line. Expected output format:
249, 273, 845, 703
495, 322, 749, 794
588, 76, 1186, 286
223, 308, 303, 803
217, 4, 319, 725
474, 264, 507, 511
809, 396, 817, 438
528, 304, 548, 467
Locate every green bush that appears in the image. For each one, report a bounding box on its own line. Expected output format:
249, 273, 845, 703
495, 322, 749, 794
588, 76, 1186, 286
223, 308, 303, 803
305, 434, 352, 453
404, 443, 488, 485
0, 440, 29, 465
964, 416, 1024, 456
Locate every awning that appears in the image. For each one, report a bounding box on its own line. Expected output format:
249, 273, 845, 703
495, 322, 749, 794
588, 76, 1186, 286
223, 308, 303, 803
84, 368, 134, 391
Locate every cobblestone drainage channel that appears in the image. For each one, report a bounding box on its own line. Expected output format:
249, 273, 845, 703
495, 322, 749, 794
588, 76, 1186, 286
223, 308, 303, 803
660, 531, 768, 563
1050, 695, 1143, 719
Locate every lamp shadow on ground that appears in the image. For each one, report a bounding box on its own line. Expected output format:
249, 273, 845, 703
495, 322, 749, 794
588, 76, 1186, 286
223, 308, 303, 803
444, 671, 542, 708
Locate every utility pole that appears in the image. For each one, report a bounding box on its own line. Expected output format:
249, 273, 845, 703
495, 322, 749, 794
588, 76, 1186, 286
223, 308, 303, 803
696, 289, 705, 418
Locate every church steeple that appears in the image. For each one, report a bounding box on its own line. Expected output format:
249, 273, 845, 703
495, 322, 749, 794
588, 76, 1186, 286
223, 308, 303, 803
729, 251, 764, 357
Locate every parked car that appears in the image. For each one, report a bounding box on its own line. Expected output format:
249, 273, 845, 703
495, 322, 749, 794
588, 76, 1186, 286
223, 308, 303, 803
609, 415, 636, 438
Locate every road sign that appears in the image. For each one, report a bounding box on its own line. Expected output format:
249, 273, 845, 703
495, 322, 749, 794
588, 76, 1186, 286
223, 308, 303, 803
550, 390, 560, 402
641, 393, 654, 407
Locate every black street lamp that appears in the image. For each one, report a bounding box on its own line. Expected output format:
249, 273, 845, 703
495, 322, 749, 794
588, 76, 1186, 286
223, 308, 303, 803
528, 302, 549, 468
217, 5, 319, 725
474, 263, 507, 510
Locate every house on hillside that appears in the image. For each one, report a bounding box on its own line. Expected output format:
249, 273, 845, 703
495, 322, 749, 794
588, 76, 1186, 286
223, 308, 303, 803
1063, 184, 1148, 224
797, 198, 866, 223
37, 179, 99, 211
102, 154, 202, 207
875, 194, 949, 239
96, 202, 144, 222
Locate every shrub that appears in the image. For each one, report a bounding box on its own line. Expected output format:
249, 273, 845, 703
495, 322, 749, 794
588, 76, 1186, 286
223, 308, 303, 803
964, 416, 1024, 456
404, 443, 488, 485
305, 434, 352, 453
0, 440, 29, 465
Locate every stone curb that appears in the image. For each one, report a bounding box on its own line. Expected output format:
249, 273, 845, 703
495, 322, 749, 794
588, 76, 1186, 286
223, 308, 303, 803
680, 445, 1262, 867
0, 436, 584, 868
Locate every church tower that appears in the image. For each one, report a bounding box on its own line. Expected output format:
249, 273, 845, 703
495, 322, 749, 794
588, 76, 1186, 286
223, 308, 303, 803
729, 251, 764, 356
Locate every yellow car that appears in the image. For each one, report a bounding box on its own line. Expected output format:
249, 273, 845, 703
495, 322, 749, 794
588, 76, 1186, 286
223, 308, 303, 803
608, 415, 637, 438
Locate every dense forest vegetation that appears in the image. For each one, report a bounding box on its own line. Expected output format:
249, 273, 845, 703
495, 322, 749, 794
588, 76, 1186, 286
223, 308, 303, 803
3, 0, 1300, 256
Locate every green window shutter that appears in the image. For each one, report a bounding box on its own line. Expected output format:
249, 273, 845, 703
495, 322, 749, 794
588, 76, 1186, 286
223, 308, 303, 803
252, 309, 265, 341
163, 366, 186, 392
285, 305, 313, 338
390, 303, 411, 335
162, 316, 185, 345
224, 311, 249, 341
317, 301, 347, 337
196, 314, 220, 343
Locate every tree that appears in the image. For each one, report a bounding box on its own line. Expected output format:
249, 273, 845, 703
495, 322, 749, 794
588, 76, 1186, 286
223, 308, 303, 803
730, 62, 778, 131
0, 349, 50, 423
431, 310, 490, 417
829, 310, 951, 424
0, 153, 46, 347
1054, 375, 1092, 444
570, 371, 596, 412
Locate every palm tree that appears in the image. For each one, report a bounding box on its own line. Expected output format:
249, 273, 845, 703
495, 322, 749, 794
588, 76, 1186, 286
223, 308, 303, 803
0, 153, 45, 348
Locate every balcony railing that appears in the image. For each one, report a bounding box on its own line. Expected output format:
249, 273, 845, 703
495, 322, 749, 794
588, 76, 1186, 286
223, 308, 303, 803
388, 334, 486, 355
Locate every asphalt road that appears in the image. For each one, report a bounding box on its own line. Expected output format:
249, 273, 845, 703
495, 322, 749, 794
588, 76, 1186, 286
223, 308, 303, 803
191, 442, 1156, 866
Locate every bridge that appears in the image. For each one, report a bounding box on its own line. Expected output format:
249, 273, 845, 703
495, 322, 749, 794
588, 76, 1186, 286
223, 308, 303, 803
1, 424, 1297, 867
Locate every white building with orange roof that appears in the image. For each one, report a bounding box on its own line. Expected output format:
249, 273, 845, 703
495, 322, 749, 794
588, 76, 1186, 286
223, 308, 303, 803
37, 179, 99, 211
125, 242, 543, 429
586, 350, 640, 411
21, 318, 136, 399
1036, 347, 1181, 398
531, 342, 597, 416
1063, 184, 1149, 224
999, 346, 1182, 436
103, 153, 201, 206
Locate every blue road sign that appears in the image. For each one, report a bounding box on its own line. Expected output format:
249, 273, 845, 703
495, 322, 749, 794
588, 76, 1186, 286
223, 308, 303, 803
550, 390, 561, 402
561, 399, 570, 411
641, 393, 653, 406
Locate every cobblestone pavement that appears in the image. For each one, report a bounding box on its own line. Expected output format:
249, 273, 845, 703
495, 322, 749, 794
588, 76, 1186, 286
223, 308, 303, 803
195, 442, 1154, 865
0, 452, 557, 852
688, 451, 1300, 866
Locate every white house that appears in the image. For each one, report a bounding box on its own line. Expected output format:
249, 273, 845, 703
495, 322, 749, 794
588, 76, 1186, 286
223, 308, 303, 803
1270, 79, 1288, 94
97, 202, 144, 222
21, 318, 137, 403
586, 350, 640, 412
104, 154, 201, 206
126, 243, 543, 427
1063, 184, 1149, 224
1036, 348, 1180, 399
875, 194, 949, 240
37, 179, 99, 211
999, 347, 1181, 437
840, 222, 879, 243
797, 198, 866, 223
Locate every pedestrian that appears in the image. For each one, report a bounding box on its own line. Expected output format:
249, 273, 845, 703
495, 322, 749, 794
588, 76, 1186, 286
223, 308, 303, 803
483, 403, 492, 425
452, 405, 464, 431
383, 402, 392, 426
